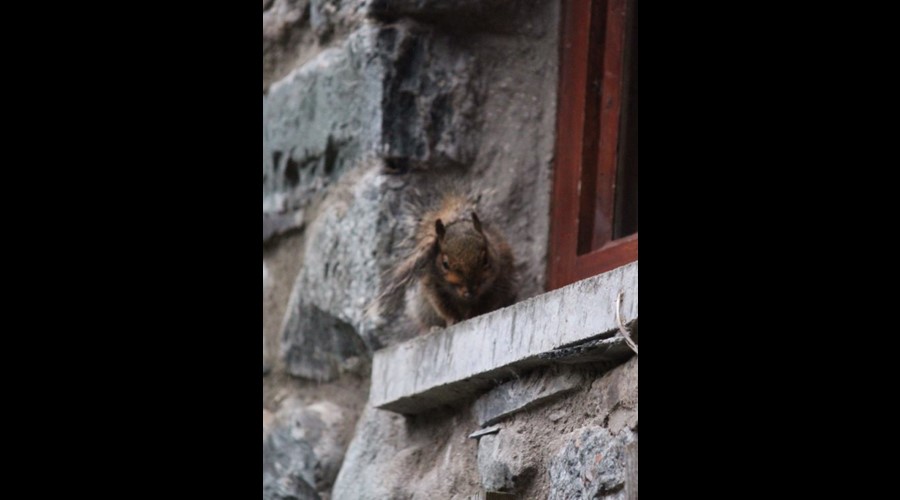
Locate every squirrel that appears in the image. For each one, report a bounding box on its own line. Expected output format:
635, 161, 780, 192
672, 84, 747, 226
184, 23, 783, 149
374, 191, 517, 334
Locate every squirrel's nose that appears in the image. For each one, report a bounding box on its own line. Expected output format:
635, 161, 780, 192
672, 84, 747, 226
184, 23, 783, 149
460, 288, 471, 298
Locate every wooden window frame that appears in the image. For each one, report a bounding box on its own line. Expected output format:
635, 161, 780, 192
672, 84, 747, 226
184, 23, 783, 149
547, 0, 638, 291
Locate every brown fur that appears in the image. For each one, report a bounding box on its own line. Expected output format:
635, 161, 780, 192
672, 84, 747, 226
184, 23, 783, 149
374, 193, 517, 333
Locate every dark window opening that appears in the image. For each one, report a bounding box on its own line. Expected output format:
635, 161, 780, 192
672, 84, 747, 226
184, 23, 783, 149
614, 0, 637, 240
547, 0, 638, 290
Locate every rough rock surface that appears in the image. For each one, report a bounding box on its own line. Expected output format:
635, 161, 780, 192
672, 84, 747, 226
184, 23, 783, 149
263, 0, 369, 92
376, 20, 482, 171
263, 422, 320, 500
477, 430, 537, 494
264, 0, 315, 92
589, 355, 639, 434
277, 165, 398, 381
263, 26, 383, 215
264, 399, 355, 499
331, 405, 481, 499
281, 301, 369, 381
264, 231, 307, 375
548, 427, 637, 500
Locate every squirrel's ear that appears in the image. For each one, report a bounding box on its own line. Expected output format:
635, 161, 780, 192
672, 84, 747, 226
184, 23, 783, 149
471, 212, 483, 234
435, 219, 446, 241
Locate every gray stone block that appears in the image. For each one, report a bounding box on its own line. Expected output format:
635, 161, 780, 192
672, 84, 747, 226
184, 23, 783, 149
332, 403, 483, 500
282, 165, 407, 350
370, 262, 638, 414
263, 25, 383, 214
548, 427, 636, 500
331, 406, 400, 500
376, 20, 481, 170
295, 401, 349, 490
477, 431, 536, 493
263, 400, 350, 499
264, 20, 484, 213
281, 300, 369, 382
263, 425, 321, 500
473, 367, 583, 427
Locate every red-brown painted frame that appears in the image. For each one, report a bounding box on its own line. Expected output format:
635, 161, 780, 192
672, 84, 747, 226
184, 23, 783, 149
547, 0, 637, 291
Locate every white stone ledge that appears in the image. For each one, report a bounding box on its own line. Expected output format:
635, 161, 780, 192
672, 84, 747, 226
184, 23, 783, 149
370, 261, 638, 414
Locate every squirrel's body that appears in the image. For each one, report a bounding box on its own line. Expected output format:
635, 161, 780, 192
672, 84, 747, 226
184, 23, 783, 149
376, 192, 517, 333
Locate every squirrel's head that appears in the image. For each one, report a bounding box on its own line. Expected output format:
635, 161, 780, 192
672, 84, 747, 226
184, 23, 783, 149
434, 212, 497, 302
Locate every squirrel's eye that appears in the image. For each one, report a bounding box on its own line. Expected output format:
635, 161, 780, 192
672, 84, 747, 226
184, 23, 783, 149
442, 256, 450, 270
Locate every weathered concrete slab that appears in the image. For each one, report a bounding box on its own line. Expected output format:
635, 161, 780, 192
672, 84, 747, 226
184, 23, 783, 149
370, 261, 637, 414
473, 367, 583, 427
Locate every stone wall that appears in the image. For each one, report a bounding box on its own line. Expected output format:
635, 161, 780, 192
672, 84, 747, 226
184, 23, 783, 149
262, 0, 637, 498
332, 355, 638, 499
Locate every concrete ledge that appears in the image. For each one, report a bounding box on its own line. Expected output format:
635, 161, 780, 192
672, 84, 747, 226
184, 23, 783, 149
370, 261, 638, 414
472, 366, 583, 427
